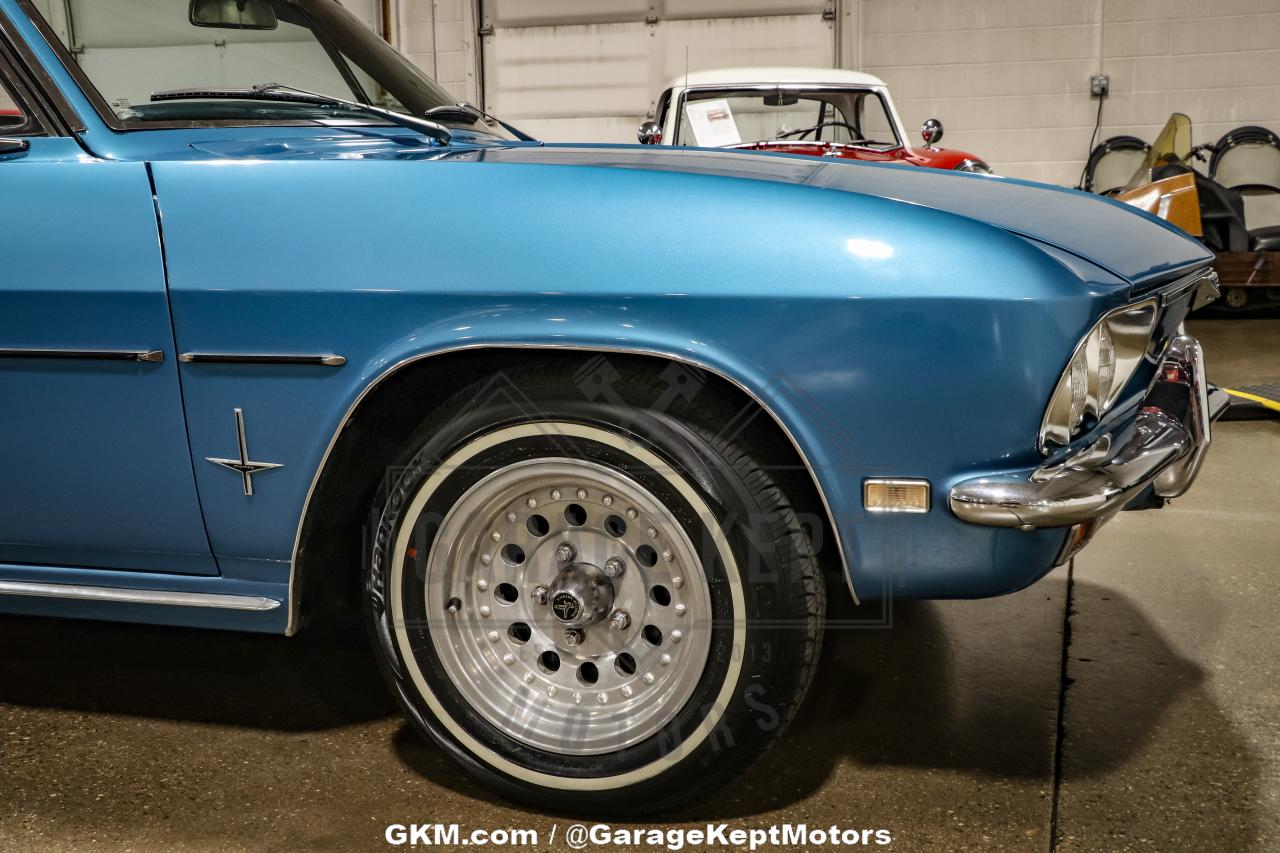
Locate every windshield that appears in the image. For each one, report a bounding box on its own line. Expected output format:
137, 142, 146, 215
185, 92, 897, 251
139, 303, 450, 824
1122, 113, 1193, 191
26, 0, 513, 137
674, 87, 899, 148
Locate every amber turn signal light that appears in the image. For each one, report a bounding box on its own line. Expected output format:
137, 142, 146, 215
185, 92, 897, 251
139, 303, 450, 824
863, 479, 931, 513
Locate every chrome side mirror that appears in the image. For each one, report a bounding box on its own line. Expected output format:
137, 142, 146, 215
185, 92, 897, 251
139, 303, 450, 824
921, 118, 943, 147
637, 120, 663, 145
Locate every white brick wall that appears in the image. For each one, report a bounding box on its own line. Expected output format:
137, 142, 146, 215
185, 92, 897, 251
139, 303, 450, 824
860, 0, 1280, 187
395, 0, 478, 104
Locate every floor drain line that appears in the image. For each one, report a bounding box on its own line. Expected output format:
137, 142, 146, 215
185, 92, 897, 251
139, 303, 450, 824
1048, 558, 1076, 852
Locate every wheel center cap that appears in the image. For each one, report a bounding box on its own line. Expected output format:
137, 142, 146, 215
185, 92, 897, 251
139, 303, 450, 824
547, 561, 615, 627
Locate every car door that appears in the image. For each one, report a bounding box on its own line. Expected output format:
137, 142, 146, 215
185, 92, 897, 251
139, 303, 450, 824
0, 54, 216, 575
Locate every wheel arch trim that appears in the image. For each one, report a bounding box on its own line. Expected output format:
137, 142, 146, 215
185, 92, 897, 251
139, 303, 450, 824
285, 342, 857, 634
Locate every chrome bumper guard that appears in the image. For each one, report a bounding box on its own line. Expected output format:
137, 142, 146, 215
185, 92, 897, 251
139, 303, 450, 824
949, 336, 1229, 532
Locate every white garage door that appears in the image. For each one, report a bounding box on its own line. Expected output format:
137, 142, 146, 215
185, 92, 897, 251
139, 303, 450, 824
481, 0, 835, 143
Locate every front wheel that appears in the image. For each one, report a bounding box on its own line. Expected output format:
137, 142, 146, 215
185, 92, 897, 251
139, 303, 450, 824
366, 364, 824, 814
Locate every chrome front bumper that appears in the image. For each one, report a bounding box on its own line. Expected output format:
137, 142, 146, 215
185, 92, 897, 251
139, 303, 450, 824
950, 336, 1230, 532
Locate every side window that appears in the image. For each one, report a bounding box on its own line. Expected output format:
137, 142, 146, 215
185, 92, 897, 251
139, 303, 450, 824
821, 102, 856, 143
857, 94, 898, 147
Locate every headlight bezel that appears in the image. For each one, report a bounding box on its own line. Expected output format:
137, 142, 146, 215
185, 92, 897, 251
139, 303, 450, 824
1039, 297, 1160, 454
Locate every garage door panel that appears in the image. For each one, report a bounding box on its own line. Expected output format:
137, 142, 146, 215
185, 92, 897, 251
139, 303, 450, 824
488, 0, 652, 28
512, 116, 647, 144
487, 22, 654, 119
665, 0, 828, 20
487, 0, 826, 27
662, 15, 832, 77
484, 4, 833, 139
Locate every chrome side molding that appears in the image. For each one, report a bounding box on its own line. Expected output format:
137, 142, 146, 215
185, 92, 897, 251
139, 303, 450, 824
0, 348, 164, 362
179, 353, 346, 366
0, 579, 281, 611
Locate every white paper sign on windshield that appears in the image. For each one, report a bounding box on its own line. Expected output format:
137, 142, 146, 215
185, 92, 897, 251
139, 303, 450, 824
685, 99, 742, 147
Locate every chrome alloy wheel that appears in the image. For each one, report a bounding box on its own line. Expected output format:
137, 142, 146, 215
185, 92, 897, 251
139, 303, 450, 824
423, 458, 712, 756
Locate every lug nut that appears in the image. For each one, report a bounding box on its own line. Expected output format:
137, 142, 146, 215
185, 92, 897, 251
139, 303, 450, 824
602, 557, 626, 578
531, 585, 549, 606
563, 628, 585, 647
610, 609, 631, 631
555, 542, 576, 563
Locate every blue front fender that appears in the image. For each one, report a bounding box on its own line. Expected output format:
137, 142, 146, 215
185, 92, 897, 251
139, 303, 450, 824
151, 158, 1117, 605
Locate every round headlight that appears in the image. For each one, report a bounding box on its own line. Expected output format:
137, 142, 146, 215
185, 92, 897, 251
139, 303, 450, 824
1095, 321, 1116, 404
1039, 298, 1160, 453
1068, 349, 1089, 430
954, 159, 994, 174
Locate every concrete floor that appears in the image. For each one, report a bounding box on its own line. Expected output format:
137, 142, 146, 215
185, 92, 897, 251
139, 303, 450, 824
0, 320, 1276, 853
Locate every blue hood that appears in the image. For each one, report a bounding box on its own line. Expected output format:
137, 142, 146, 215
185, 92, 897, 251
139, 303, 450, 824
451, 144, 1213, 287
181, 133, 1212, 287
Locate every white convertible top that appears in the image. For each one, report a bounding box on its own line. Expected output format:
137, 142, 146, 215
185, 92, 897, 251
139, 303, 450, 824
661, 67, 888, 93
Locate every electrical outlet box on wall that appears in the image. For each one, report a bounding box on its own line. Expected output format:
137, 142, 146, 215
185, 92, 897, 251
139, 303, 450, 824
1090, 74, 1110, 98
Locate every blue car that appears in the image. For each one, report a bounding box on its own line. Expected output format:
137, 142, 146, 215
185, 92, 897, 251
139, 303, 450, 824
0, 0, 1227, 814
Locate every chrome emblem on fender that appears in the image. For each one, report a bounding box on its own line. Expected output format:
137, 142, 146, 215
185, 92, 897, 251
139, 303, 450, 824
206, 408, 283, 496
